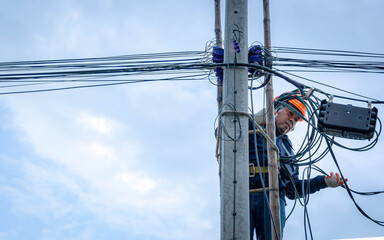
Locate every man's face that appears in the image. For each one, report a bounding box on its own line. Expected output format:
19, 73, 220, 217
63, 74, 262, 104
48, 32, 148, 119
275, 107, 301, 134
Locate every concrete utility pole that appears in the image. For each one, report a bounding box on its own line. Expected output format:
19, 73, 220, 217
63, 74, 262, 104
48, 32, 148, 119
263, 0, 282, 239
220, 0, 249, 239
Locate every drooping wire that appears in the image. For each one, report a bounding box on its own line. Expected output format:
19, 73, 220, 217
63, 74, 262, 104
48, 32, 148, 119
254, 85, 384, 237
325, 136, 384, 227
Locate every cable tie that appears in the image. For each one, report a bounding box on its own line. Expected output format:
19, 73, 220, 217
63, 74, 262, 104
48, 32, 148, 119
268, 188, 279, 192
221, 110, 249, 118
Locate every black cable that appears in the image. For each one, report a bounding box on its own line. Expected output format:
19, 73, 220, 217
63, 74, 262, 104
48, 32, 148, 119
273, 67, 380, 102
325, 137, 384, 226
312, 165, 384, 196
0, 75, 208, 95
272, 46, 384, 59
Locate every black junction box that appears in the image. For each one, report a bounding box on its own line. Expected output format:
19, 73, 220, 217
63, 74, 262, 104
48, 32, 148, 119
318, 100, 378, 140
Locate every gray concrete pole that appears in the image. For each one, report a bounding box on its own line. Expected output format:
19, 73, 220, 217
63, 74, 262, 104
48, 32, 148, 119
263, 0, 282, 239
220, 0, 249, 239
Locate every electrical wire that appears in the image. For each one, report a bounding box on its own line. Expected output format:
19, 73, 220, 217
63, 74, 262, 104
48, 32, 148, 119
0, 51, 209, 95
325, 137, 384, 227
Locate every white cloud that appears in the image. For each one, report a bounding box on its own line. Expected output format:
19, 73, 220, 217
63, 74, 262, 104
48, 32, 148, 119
86, 142, 115, 157
78, 113, 118, 134
117, 171, 157, 194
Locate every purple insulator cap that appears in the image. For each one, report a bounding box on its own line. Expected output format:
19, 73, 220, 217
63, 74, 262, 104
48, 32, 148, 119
215, 68, 224, 82
233, 40, 240, 53
212, 47, 224, 63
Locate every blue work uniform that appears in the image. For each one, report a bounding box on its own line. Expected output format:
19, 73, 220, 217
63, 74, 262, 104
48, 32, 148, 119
249, 122, 327, 240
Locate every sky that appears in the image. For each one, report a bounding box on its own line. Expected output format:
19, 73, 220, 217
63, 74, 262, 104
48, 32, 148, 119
1, 0, 384, 240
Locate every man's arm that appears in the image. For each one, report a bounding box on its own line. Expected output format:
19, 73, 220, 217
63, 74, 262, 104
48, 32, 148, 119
285, 169, 327, 200
283, 165, 346, 200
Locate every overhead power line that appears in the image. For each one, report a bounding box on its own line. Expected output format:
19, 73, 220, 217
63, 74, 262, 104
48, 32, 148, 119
272, 46, 384, 74
0, 51, 210, 95
1, 46, 384, 105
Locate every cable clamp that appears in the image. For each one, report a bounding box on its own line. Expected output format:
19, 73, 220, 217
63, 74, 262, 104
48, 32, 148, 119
305, 87, 315, 98
268, 188, 279, 192
249, 163, 256, 177
368, 101, 372, 109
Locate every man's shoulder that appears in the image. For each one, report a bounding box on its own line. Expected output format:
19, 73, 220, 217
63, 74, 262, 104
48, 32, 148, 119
277, 134, 294, 154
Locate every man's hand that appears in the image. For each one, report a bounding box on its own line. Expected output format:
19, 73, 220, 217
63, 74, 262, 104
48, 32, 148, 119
325, 172, 348, 188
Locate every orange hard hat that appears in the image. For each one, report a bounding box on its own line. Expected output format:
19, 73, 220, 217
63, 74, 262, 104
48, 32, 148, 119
274, 92, 306, 121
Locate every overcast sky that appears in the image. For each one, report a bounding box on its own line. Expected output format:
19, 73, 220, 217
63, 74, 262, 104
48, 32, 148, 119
1, 1, 384, 240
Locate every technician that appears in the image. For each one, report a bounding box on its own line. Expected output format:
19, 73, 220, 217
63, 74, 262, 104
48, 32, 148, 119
249, 91, 346, 240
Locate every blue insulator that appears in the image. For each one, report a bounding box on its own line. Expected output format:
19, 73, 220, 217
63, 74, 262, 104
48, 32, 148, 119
212, 47, 224, 63
249, 54, 261, 63
248, 45, 263, 76
248, 45, 263, 65
215, 67, 223, 82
